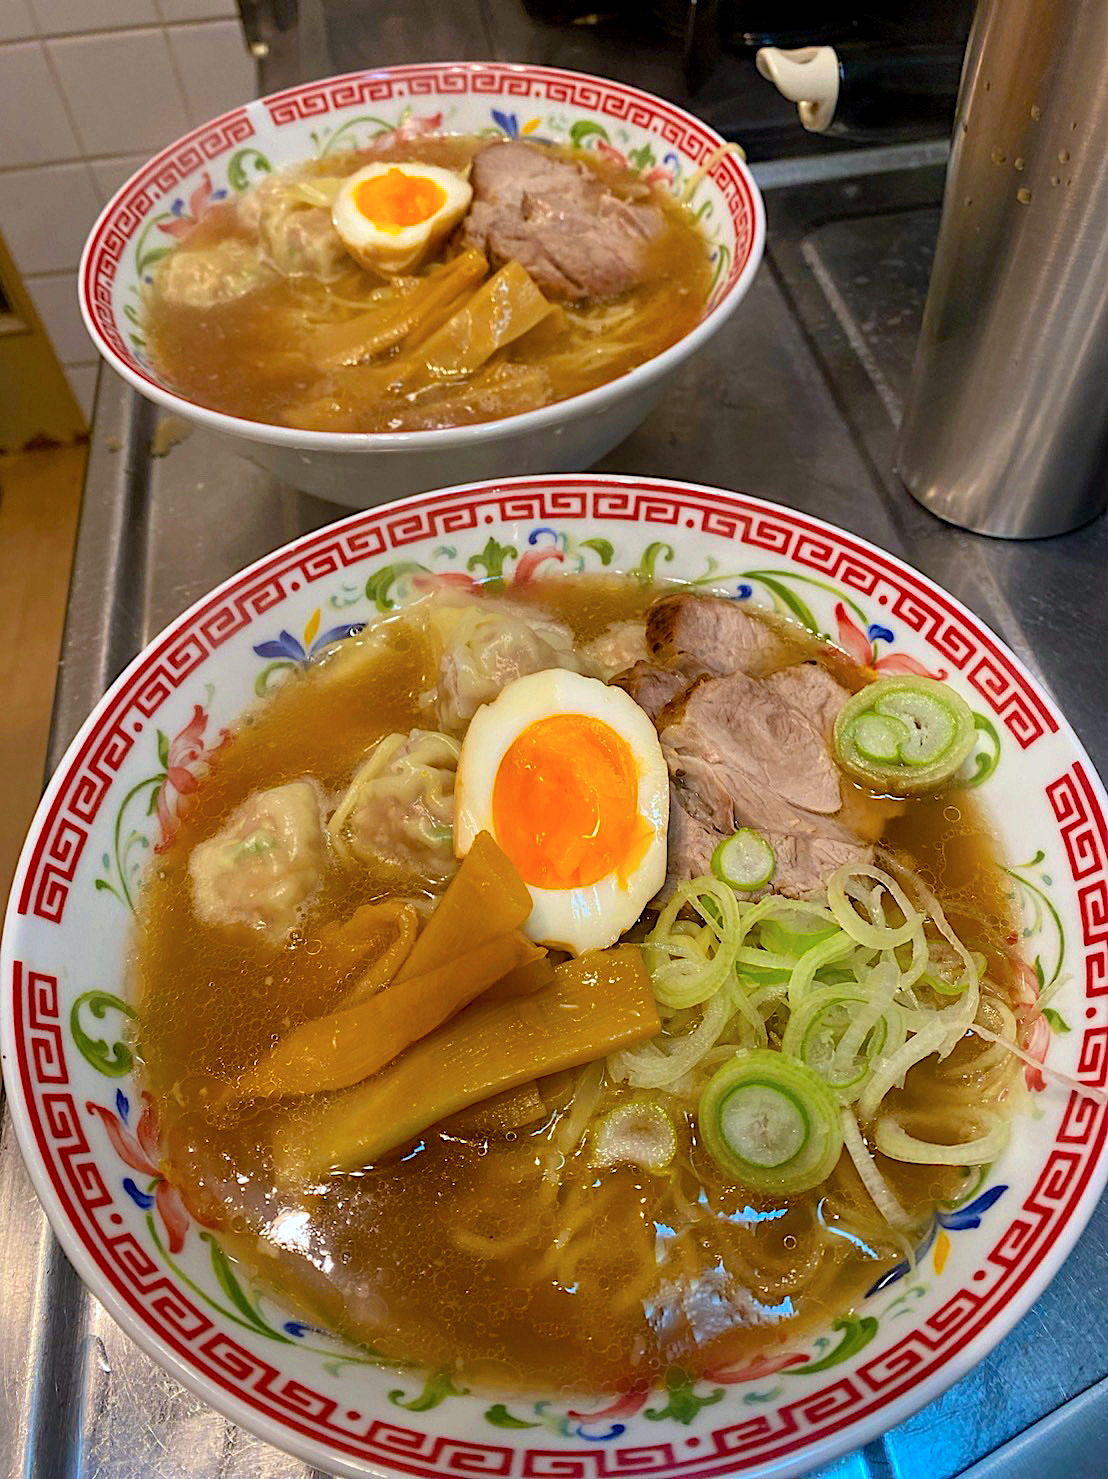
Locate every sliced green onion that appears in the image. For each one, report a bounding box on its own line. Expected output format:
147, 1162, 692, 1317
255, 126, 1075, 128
919, 944, 985, 997
712, 829, 776, 891
780, 982, 902, 1099
827, 863, 923, 950
610, 983, 738, 1089
640, 852, 1016, 1194
786, 930, 861, 1010
758, 913, 839, 959
878, 852, 981, 1045
591, 1101, 677, 1173
833, 676, 976, 794
855, 1011, 953, 1124
698, 1049, 843, 1196
646, 875, 741, 1009
829, 960, 901, 1082
875, 1113, 1010, 1166
732, 955, 792, 985
840, 1107, 913, 1229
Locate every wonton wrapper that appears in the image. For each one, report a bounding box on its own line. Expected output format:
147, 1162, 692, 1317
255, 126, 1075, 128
421, 593, 580, 732
189, 779, 325, 938
328, 728, 460, 877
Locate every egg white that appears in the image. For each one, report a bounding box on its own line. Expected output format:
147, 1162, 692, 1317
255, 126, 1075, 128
454, 669, 669, 954
331, 162, 472, 275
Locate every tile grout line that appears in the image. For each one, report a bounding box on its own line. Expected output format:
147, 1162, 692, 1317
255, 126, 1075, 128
37, 31, 96, 174
8, 14, 237, 44
0, 151, 157, 177
23, 266, 84, 282
159, 17, 196, 130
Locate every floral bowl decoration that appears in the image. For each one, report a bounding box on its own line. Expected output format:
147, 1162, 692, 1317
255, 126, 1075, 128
4, 474, 1107, 1479
78, 63, 764, 504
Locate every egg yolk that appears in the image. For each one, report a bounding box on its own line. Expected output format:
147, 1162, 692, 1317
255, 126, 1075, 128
491, 713, 653, 890
352, 168, 447, 234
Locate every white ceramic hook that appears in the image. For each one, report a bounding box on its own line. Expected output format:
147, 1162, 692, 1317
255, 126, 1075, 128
755, 45, 840, 133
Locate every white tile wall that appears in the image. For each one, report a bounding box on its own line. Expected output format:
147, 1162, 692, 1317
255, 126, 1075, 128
89, 151, 154, 204
48, 27, 191, 155
0, 0, 252, 413
0, 0, 36, 42
0, 39, 81, 165
0, 161, 102, 274
25, 271, 94, 362
168, 18, 255, 125
155, 0, 237, 20
30, 0, 159, 31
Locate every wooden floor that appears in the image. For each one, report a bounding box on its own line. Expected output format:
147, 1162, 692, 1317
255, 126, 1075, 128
0, 444, 86, 899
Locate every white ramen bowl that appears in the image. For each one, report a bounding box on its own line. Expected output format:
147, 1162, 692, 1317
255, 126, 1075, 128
4, 475, 1108, 1478
78, 63, 764, 505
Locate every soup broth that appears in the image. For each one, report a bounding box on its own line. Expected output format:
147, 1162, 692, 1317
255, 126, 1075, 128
135, 577, 1020, 1394
143, 136, 713, 434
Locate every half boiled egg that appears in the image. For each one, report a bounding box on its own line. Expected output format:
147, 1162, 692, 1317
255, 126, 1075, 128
331, 161, 472, 275
454, 669, 669, 954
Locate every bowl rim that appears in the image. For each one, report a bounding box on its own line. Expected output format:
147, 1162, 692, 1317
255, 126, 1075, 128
77, 60, 766, 454
4, 473, 1107, 1479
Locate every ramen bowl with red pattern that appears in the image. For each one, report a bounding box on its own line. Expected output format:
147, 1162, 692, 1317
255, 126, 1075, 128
3, 475, 1107, 1477
78, 64, 763, 504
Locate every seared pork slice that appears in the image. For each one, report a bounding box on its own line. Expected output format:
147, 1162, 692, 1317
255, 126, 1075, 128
763, 662, 850, 741
657, 668, 880, 899
461, 141, 663, 301
611, 661, 688, 721
653, 787, 720, 903
654, 795, 869, 904
756, 829, 873, 899
662, 670, 844, 823
646, 592, 796, 679
763, 663, 904, 839
468, 139, 597, 209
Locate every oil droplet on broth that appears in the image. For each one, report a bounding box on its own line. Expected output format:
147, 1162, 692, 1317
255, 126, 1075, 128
1016, 187, 1032, 205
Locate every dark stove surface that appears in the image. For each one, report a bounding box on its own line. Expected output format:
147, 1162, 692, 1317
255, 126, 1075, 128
256, 0, 948, 160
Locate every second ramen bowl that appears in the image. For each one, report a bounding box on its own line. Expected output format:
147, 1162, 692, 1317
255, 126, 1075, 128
79, 63, 764, 504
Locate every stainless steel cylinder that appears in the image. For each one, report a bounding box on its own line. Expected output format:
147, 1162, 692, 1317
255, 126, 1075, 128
895, 0, 1108, 538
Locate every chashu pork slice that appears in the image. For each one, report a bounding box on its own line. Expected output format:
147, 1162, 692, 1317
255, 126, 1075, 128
611, 660, 689, 722
646, 591, 797, 680
656, 664, 888, 901
461, 141, 664, 301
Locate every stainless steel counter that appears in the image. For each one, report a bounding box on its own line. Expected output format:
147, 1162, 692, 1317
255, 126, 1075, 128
2, 9, 1107, 1478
